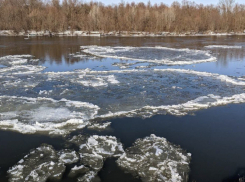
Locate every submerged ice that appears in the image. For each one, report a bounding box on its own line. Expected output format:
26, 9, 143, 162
117, 134, 191, 182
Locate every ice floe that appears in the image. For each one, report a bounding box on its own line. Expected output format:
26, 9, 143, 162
81, 46, 217, 65
1, 55, 245, 135
69, 135, 124, 180
0, 96, 99, 135
117, 134, 191, 182
8, 144, 66, 182
0, 55, 33, 66
7, 134, 191, 182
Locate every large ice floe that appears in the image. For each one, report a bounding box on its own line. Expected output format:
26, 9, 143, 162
67, 135, 124, 181
7, 144, 81, 182
44, 68, 245, 118
8, 144, 66, 182
81, 46, 217, 65
117, 133, 191, 182
117, 134, 191, 182
1, 54, 245, 134
69, 135, 124, 170
1, 54, 245, 135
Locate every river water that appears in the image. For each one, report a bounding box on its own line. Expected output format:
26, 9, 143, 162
0, 36, 245, 182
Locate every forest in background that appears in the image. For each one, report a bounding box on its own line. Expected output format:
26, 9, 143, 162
0, 0, 245, 33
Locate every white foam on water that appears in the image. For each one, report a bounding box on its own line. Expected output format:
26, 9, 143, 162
81, 46, 217, 65
117, 134, 191, 182
205, 45, 243, 49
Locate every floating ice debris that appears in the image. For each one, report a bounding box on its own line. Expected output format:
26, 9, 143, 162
87, 122, 111, 130
0, 65, 45, 75
47, 71, 119, 87
117, 134, 191, 182
0, 96, 99, 135
205, 45, 243, 49
79, 135, 124, 159
69, 135, 124, 179
58, 149, 79, 164
0, 55, 33, 66
8, 144, 66, 182
0, 55, 45, 76
81, 46, 217, 65
112, 62, 135, 69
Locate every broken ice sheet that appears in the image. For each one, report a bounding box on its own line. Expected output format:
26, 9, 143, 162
8, 144, 66, 182
68, 135, 124, 180
8, 144, 80, 182
116, 134, 191, 182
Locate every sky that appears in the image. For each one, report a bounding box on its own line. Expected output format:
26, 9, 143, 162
96, 0, 245, 6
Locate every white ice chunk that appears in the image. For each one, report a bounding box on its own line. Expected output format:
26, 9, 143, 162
117, 134, 191, 182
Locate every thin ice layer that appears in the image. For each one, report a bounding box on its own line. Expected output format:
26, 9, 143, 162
117, 134, 191, 182
81, 46, 216, 65
8, 144, 66, 182
0, 96, 99, 135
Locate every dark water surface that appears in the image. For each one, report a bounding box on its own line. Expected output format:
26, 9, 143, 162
1, 36, 245, 182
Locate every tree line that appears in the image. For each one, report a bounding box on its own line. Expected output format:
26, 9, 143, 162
0, 0, 245, 33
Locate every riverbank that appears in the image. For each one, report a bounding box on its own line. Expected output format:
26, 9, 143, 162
1, 30, 245, 37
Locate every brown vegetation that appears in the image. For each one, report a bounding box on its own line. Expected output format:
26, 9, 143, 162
0, 0, 245, 33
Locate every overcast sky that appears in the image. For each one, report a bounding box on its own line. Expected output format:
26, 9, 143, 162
91, 0, 245, 6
